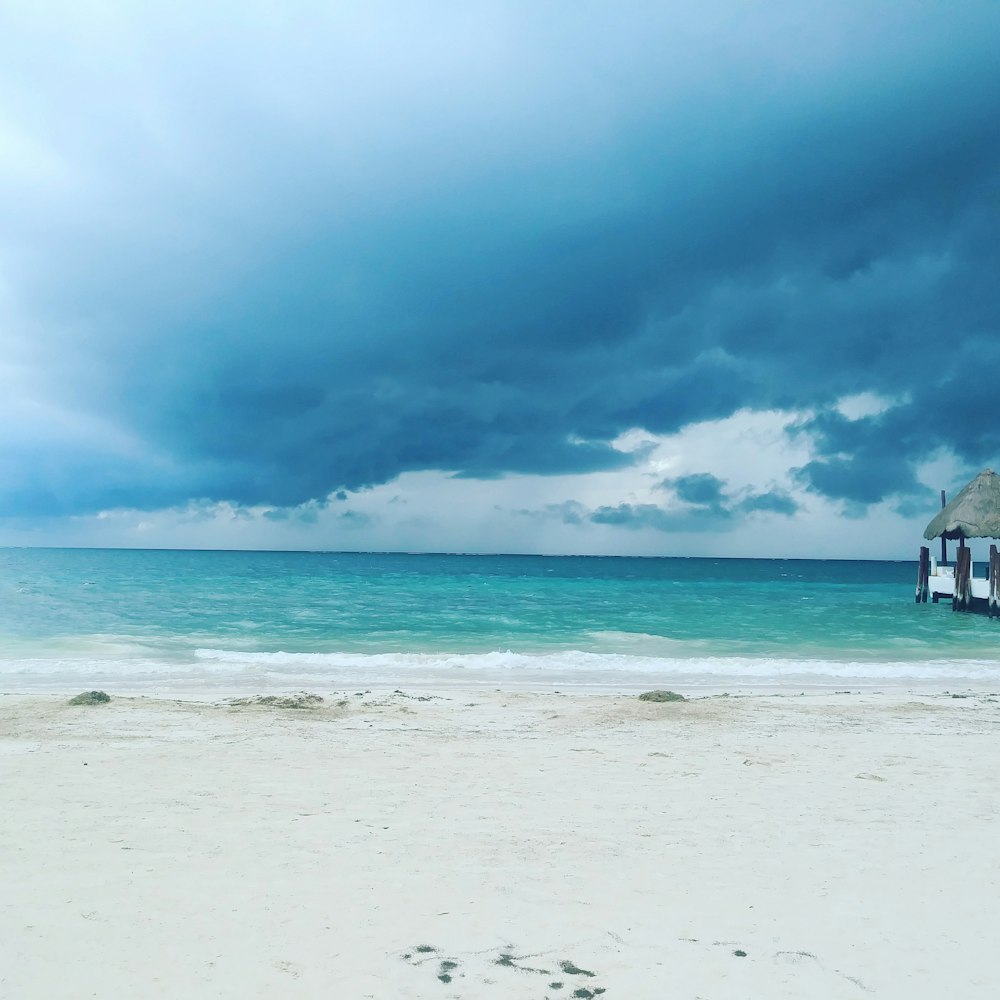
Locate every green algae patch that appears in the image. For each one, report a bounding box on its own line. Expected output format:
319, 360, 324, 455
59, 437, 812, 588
68, 690, 111, 705
638, 690, 686, 702
227, 693, 324, 710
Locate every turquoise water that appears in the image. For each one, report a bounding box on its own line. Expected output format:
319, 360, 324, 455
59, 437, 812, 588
2, 548, 999, 689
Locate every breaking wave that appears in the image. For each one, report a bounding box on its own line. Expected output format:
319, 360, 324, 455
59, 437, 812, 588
4, 647, 999, 693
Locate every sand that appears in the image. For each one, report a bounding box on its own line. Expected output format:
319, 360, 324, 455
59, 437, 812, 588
2, 686, 999, 999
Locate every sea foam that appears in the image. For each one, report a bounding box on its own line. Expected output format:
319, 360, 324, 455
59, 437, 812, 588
5, 647, 996, 690
190, 647, 1000, 681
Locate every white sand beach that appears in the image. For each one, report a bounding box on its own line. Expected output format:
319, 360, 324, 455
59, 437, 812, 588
2, 686, 998, 999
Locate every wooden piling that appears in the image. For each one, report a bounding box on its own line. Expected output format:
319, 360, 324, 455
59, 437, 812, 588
990, 544, 1000, 619
953, 545, 972, 611
915, 546, 929, 604
940, 490, 948, 566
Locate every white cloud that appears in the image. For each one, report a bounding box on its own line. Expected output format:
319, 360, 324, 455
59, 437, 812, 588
834, 391, 902, 420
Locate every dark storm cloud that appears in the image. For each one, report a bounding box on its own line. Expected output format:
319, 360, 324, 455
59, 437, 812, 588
2, 2, 1000, 518
591, 503, 721, 533
666, 474, 728, 508
739, 490, 799, 517
520, 473, 798, 532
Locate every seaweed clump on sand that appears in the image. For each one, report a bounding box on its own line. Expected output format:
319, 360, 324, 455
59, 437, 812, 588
638, 690, 686, 702
68, 690, 111, 705
228, 693, 324, 710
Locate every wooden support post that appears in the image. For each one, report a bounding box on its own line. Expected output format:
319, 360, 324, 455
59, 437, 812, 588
915, 546, 929, 604
953, 546, 972, 612
962, 538, 967, 610
940, 490, 948, 566
990, 544, 999, 619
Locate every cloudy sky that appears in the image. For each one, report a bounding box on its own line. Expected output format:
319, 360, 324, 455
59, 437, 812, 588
2, 2, 998, 557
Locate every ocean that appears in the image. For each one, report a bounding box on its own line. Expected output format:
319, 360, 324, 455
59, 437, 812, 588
2, 547, 999, 693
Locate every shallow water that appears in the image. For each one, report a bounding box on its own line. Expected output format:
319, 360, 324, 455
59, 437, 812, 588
2, 548, 997, 690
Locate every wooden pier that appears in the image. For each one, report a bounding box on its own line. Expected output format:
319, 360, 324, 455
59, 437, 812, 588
919, 470, 1000, 616
918, 543, 1000, 615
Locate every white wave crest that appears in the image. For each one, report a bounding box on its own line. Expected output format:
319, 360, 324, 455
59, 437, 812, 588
4, 648, 1000, 693
191, 647, 1000, 681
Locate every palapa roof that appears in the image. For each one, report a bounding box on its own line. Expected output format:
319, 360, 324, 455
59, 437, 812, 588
923, 469, 1000, 540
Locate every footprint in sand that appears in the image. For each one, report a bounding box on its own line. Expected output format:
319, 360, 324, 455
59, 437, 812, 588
274, 960, 301, 978
401, 944, 607, 995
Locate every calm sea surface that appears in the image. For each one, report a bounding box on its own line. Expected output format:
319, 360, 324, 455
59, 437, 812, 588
2, 548, 999, 691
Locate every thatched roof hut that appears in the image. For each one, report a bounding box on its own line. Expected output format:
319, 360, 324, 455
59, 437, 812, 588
923, 470, 1000, 541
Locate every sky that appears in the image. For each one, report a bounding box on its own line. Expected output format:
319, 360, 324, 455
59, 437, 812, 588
2, 1, 999, 558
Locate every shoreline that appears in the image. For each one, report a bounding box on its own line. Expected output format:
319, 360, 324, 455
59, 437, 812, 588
3, 687, 999, 998
4, 672, 1000, 702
